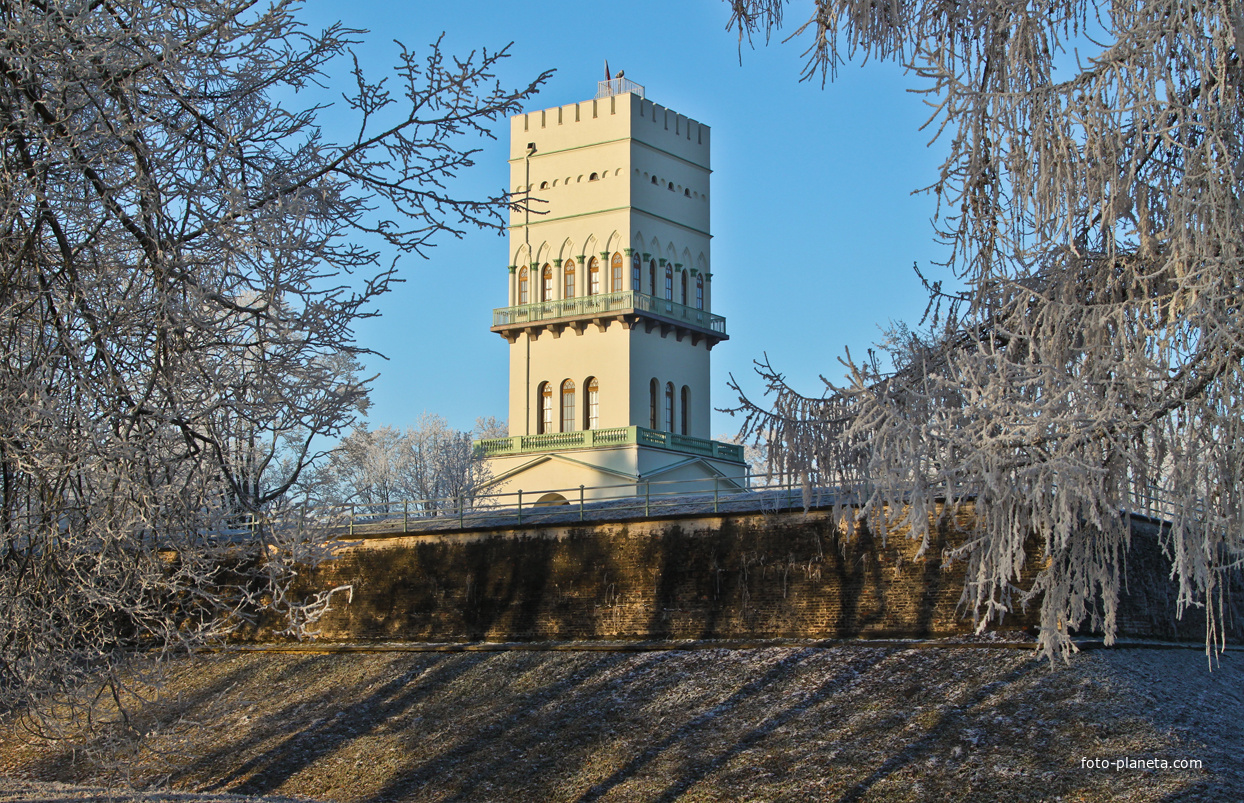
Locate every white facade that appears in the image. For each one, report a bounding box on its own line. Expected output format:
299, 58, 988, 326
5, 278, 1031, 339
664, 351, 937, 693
480, 80, 745, 501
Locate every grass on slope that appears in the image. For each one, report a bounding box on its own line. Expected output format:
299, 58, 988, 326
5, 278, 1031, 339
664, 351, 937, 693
0, 643, 1239, 802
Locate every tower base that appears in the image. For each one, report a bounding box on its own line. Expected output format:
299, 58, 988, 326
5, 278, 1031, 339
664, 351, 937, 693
478, 427, 747, 503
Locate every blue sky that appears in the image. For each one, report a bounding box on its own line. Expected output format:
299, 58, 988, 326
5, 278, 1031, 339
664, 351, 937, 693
294, 0, 953, 437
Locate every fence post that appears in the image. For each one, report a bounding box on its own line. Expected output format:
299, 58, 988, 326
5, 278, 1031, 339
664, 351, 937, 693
349, 504, 355, 538
580, 485, 585, 521
459, 495, 464, 528
714, 476, 719, 513
403, 499, 408, 533
645, 482, 650, 517
517, 489, 522, 524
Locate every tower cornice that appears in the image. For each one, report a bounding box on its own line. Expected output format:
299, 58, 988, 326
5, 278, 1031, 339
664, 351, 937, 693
506, 206, 712, 239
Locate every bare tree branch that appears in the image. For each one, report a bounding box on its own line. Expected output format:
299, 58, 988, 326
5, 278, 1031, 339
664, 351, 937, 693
0, 0, 549, 720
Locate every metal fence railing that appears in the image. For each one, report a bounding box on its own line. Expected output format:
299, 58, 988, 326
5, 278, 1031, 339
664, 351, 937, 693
596, 77, 645, 99
223, 472, 862, 540
0, 474, 1208, 544
215, 474, 1218, 540
492, 290, 726, 335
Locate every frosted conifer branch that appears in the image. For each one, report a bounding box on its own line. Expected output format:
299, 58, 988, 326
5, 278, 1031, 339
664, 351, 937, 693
725, 0, 1244, 661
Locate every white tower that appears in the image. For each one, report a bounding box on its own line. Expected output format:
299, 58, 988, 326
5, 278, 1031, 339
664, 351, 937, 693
477, 78, 746, 501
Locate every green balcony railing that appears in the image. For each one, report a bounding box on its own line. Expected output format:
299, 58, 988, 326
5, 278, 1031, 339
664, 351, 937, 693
493, 290, 726, 335
475, 425, 745, 462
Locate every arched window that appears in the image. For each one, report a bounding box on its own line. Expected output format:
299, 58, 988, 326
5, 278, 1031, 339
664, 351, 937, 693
541, 263, 553, 301
563, 259, 576, 299
539, 181, 549, 190
589, 257, 600, 295
631, 253, 641, 291
585, 377, 599, 430
651, 175, 658, 185
664, 265, 673, 300
537, 381, 552, 434
695, 275, 704, 310
681, 386, 691, 435
684, 188, 690, 197
649, 379, 659, 429
664, 382, 675, 432
561, 379, 576, 432
668, 182, 675, 191
589, 172, 599, 181
518, 267, 529, 305
680, 270, 688, 305
610, 252, 623, 292
648, 260, 657, 295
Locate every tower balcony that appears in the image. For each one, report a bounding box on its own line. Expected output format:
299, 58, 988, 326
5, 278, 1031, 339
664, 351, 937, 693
476, 425, 745, 463
491, 290, 727, 348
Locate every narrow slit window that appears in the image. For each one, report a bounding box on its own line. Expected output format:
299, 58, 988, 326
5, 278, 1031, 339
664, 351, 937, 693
611, 252, 623, 293
561, 380, 576, 432
537, 382, 552, 434
664, 382, 675, 432
586, 377, 599, 430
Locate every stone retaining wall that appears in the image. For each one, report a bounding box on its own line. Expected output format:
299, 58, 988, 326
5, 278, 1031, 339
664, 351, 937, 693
256, 504, 1238, 644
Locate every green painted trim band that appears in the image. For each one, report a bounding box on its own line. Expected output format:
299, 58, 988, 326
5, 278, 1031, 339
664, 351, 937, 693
508, 137, 629, 162
630, 208, 712, 238
507, 206, 629, 228
507, 207, 711, 239
631, 139, 712, 172
507, 138, 710, 172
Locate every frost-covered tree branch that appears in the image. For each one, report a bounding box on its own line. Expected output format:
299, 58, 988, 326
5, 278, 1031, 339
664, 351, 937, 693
724, 0, 1244, 660
0, 0, 548, 718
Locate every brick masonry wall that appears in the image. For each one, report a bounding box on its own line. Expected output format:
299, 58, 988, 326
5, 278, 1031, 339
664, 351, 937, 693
264, 506, 1241, 644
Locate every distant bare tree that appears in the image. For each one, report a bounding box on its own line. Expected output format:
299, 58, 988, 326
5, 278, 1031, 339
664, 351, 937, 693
725, 0, 1244, 659
0, 0, 547, 718
715, 432, 773, 487
306, 414, 497, 516
472, 415, 510, 442
409, 414, 495, 514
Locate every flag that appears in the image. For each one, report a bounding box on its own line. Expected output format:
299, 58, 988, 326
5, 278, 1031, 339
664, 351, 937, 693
605, 60, 611, 82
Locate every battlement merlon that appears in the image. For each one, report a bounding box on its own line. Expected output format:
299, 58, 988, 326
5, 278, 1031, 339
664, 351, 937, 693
508, 91, 710, 169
